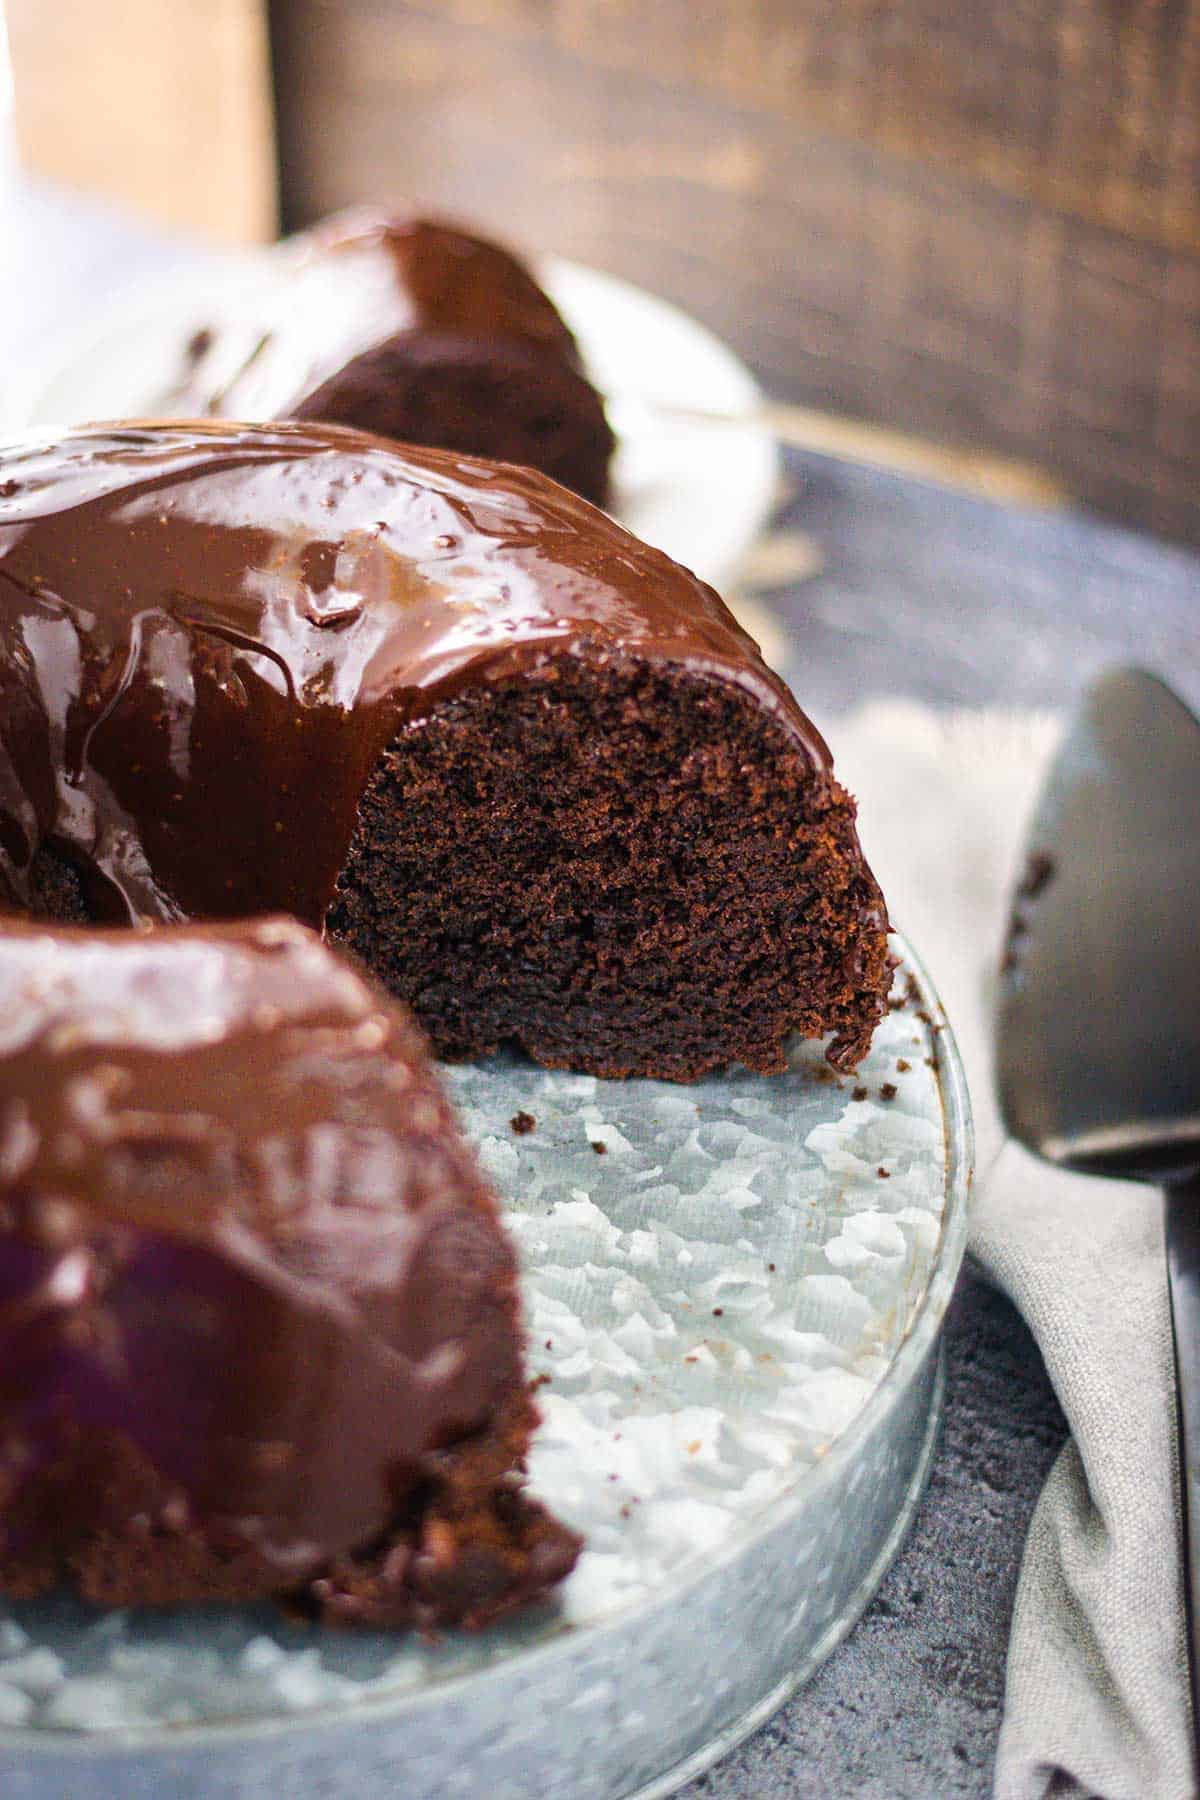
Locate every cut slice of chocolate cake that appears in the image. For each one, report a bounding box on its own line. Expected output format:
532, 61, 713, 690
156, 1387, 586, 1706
0, 915, 578, 1625
0, 420, 890, 1079
163, 209, 615, 505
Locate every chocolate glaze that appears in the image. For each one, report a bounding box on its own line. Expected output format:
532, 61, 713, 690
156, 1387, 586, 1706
166, 211, 598, 427
0, 914, 525, 1575
0, 420, 831, 929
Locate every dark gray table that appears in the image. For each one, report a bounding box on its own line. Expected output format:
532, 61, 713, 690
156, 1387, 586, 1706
3, 177, 1198, 1799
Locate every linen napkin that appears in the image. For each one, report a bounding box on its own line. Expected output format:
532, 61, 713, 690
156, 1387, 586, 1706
832, 699, 1193, 1800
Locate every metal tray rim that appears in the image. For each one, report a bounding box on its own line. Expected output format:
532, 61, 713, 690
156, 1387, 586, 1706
626, 1349, 947, 1800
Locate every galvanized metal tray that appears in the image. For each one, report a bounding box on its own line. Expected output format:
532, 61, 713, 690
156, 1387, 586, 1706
0, 932, 971, 1799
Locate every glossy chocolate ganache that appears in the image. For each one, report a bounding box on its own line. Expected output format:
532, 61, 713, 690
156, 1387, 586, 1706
0, 914, 578, 1622
165, 210, 615, 504
0, 420, 891, 1076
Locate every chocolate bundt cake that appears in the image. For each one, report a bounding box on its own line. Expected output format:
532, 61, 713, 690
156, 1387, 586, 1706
0, 420, 891, 1079
0, 914, 578, 1625
165, 210, 615, 504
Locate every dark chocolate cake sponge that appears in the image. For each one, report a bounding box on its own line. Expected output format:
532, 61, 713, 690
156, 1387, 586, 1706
165, 209, 615, 504
0, 419, 891, 1079
0, 914, 578, 1625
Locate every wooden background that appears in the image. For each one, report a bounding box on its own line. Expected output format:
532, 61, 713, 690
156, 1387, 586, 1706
270, 0, 1200, 546
6, 0, 278, 244
7, 0, 1200, 545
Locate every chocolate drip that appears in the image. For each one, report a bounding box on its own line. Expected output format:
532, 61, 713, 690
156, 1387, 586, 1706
0, 421, 829, 928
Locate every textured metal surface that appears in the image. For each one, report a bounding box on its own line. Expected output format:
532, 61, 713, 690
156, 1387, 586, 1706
0, 941, 969, 1796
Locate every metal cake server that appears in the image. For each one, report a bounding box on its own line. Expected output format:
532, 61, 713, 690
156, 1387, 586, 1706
996, 666, 1200, 1729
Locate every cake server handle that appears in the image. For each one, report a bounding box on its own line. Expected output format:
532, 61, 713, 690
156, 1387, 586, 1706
1164, 1175, 1200, 1748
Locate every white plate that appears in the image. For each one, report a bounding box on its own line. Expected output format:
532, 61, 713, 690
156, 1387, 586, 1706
5, 251, 778, 592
